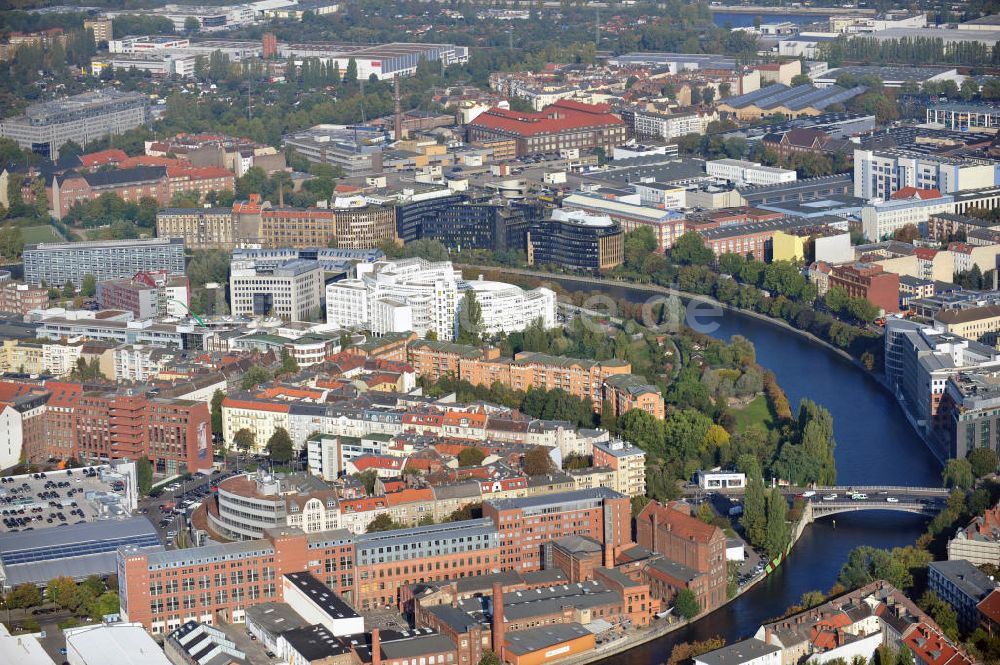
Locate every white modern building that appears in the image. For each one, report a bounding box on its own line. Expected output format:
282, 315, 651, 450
633, 109, 717, 141
860, 192, 956, 240
281, 572, 364, 637
307, 434, 394, 481
706, 159, 797, 187
230, 259, 324, 322
325, 258, 554, 341
853, 149, 999, 200
633, 182, 688, 209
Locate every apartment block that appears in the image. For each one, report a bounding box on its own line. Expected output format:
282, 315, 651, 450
828, 262, 900, 314
23, 238, 186, 287
853, 149, 998, 200
0, 281, 48, 315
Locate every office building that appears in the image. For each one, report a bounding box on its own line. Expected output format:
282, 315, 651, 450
853, 149, 998, 200
0, 281, 48, 315
23, 238, 185, 288
326, 258, 555, 341
561, 192, 685, 252
527, 209, 624, 272
281, 572, 364, 636
259, 198, 397, 250
0, 89, 149, 159
860, 188, 956, 240
283, 125, 387, 176
633, 109, 716, 141
422, 201, 535, 253
466, 100, 626, 157
278, 42, 468, 80
392, 189, 465, 243
707, 159, 797, 187
230, 259, 324, 322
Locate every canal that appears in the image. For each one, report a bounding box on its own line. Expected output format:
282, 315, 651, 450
538, 276, 942, 655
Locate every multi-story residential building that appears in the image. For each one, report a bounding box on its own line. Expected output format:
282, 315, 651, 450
527, 209, 624, 272
0, 89, 149, 159
466, 100, 626, 157
949, 502, 1000, 566
603, 373, 666, 420
853, 149, 999, 200
592, 438, 646, 497
84, 17, 113, 43
934, 304, 1000, 346
0, 281, 48, 315
561, 192, 686, 252
23, 238, 185, 288
230, 259, 324, 322
928, 560, 997, 632
636, 501, 727, 612
706, 159, 797, 187
74, 390, 212, 475
114, 344, 176, 383
860, 188, 956, 240
51, 166, 169, 219
941, 371, 1000, 461
482, 488, 631, 571
928, 212, 1000, 242
208, 472, 341, 541
828, 262, 900, 314
166, 165, 235, 201
633, 109, 717, 141
258, 199, 397, 250
97, 271, 190, 319
461, 278, 557, 337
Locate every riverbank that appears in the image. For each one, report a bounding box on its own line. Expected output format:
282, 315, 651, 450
459, 265, 948, 468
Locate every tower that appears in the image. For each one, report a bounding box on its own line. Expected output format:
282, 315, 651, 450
393, 74, 403, 142
372, 628, 382, 665
491, 582, 505, 660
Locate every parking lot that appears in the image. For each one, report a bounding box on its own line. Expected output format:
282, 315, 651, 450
144, 469, 235, 545
0, 466, 127, 534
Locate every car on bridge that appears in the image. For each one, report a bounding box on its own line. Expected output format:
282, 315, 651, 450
886, 497, 899, 503
822, 494, 837, 501
851, 493, 868, 500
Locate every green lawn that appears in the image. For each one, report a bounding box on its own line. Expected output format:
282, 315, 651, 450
732, 394, 773, 432
20, 225, 61, 243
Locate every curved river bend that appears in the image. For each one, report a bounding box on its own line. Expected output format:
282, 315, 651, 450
541, 277, 942, 657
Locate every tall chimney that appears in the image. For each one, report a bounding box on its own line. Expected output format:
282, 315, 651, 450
393, 74, 403, 142
372, 628, 382, 665
651, 509, 658, 553
604, 544, 614, 568
491, 582, 505, 660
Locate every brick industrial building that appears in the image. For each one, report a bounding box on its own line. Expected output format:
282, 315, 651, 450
466, 100, 626, 157
829, 262, 901, 314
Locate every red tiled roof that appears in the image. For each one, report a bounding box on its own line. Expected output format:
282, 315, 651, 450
79, 149, 127, 168
978, 589, 1000, 625
914, 248, 939, 260
903, 622, 974, 665
639, 500, 723, 544
167, 166, 233, 180
890, 187, 942, 201
469, 99, 623, 137
119, 155, 182, 168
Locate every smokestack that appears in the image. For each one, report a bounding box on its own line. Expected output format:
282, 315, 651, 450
394, 74, 403, 142
372, 628, 381, 665
651, 509, 658, 553
278, 183, 284, 207
604, 544, 614, 568
491, 582, 505, 659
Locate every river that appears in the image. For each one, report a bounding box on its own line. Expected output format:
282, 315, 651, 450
711, 11, 828, 27
534, 276, 942, 655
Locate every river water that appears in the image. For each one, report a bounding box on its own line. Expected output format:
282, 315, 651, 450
537, 276, 942, 655
711, 11, 829, 27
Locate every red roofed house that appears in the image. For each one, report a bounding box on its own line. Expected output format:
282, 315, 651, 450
977, 589, 1000, 635
904, 622, 974, 665
466, 99, 627, 157
78, 148, 128, 169
347, 454, 407, 478
636, 501, 727, 612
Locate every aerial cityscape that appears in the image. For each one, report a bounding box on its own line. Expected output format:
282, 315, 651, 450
3, 1, 1000, 664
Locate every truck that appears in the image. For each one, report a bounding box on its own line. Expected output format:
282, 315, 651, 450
850, 493, 868, 501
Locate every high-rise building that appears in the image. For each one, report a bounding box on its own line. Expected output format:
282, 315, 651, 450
156, 207, 239, 250
0, 89, 149, 159
230, 259, 324, 322
23, 238, 185, 287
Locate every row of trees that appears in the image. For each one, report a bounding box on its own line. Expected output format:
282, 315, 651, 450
231, 426, 294, 464
5, 575, 119, 623
740, 471, 790, 560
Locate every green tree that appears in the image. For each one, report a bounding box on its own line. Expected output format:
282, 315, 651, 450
478, 650, 502, 665
671, 231, 713, 266
919, 591, 960, 641
457, 290, 484, 345
0, 225, 24, 260
279, 349, 299, 376
764, 488, 790, 559
523, 446, 553, 476
6, 583, 42, 610
46, 576, 78, 609
267, 427, 294, 464
233, 428, 255, 453
943, 457, 974, 489
458, 447, 486, 467
344, 57, 358, 85
184, 16, 200, 33
62, 279, 75, 299
366, 513, 403, 533
80, 274, 97, 298
211, 389, 225, 435
136, 456, 153, 494
968, 447, 998, 478
242, 366, 271, 390
88, 591, 120, 621
741, 473, 767, 548
674, 588, 700, 619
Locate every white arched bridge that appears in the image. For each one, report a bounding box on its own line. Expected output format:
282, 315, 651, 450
803, 486, 951, 519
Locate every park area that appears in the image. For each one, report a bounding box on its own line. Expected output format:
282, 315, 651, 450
19, 224, 61, 244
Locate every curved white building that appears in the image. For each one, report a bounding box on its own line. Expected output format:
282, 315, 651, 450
325, 258, 555, 341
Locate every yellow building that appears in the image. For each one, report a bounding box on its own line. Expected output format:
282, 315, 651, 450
772, 230, 809, 262
934, 305, 1000, 346
0, 340, 44, 375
